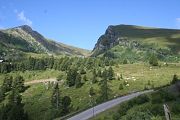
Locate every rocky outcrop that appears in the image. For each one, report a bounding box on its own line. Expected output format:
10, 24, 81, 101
92, 24, 180, 57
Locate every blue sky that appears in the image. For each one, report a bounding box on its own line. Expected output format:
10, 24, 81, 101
0, 0, 180, 50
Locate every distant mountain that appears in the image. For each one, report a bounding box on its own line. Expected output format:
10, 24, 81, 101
92, 24, 180, 61
0, 25, 89, 60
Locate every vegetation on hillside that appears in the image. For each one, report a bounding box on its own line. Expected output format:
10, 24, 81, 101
91, 76, 180, 120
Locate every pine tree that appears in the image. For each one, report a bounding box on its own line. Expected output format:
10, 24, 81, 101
171, 74, 179, 84
107, 67, 114, 80
75, 74, 82, 88
98, 70, 111, 102
149, 54, 158, 66
119, 83, 124, 90
89, 87, 95, 96
57, 74, 63, 81
13, 75, 25, 93
2, 75, 13, 93
62, 96, 71, 114
51, 83, 61, 109
79, 68, 86, 74
66, 67, 78, 87
97, 69, 102, 77
92, 74, 97, 84
0, 87, 5, 102
7, 89, 28, 120
83, 75, 87, 81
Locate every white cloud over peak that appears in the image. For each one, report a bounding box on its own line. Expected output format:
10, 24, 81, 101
15, 10, 32, 26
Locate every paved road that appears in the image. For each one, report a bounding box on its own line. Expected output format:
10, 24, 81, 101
68, 90, 153, 120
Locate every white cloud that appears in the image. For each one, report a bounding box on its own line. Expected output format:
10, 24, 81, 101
176, 18, 180, 28
15, 10, 32, 26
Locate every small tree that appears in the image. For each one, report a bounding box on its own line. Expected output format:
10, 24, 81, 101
51, 83, 61, 109
171, 74, 179, 84
79, 68, 86, 74
98, 70, 111, 102
13, 75, 25, 93
89, 87, 95, 96
123, 59, 128, 64
57, 74, 63, 81
2, 75, 13, 92
7, 89, 28, 120
75, 74, 82, 88
149, 54, 158, 66
66, 67, 78, 87
107, 67, 114, 80
0, 88, 5, 102
97, 69, 102, 77
62, 96, 71, 114
119, 84, 124, 90
92, 75, 97, 84
83, 75, 88, 81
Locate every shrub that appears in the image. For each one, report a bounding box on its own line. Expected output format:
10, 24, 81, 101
150, 104, 164, 116
123, 59, 128, 64
119, 83, 124, 90
112, 113, 120, 120
171, 102, 180, 114
151, 93, 163, 104
125, 111, 152, 120
149, 54, 158, 66
117, 102, 133, 116
134, 94, 150, 105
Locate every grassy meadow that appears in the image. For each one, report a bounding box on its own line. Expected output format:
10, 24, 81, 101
0, 62, 179, 120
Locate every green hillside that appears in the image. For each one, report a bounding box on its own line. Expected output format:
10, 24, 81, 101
92, 25, 180, 62
91, 81, 180, 120
0, 25, 89, 60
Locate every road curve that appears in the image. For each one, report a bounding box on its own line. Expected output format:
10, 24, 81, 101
67, 90, 153, 120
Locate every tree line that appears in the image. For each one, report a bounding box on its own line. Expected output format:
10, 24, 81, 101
0, 56, 114, 73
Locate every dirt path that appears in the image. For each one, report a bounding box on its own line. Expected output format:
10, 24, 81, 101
25, 78, 57, 85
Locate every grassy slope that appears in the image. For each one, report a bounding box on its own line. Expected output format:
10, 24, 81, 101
112, 25, 180, 51
0, 26, 90, 59
93, 25, 180, 57
0, 63, 179, 120
90, 83, 180, 120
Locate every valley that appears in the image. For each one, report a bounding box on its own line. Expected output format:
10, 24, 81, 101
0, 24, 180, 120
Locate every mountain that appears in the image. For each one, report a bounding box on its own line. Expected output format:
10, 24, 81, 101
92, 24, 180, 61
0, 25, 89, 60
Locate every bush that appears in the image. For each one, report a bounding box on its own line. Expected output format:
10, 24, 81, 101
149, 54, 158, 66
119, 83, 123, 90
124, 111, 152, 120
112, 112, 120, 120
150, 104, 164, 116
171, 102, 180, 114
57, 74, 63, 81
134, 94, 150, 105
151, 116, 163, 120
123, 59, 128, 64
151, 93, 163, 104
117, 102, 133, 116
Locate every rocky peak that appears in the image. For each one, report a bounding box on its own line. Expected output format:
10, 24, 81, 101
92, 25, 120, 56
14, 25, 33, 32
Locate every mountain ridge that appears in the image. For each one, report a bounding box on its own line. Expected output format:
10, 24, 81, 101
92, 24, 180, 58
0, 25, 90, 60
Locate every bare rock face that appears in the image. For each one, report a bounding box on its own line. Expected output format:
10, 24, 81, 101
92, 25, 122, 56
